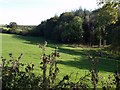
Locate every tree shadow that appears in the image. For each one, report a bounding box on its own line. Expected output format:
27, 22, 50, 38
57, 47, 120, 73
57, 58, 91, 70
11, 34, 120, 73
12, 34, 58, 48
57, 59, 119, 73
12, 34, 61, 47
58, 47, 88, 56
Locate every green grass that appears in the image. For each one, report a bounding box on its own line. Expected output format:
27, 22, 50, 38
1, 33, 120, 81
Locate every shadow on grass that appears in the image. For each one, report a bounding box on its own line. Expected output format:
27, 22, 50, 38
57, 59, 120, 73
58, 47, 88, 56
12, 35, 62, 47
12, 34, 46, 44
57, 58, 91, 70
57, 47, 120, 73
12, 34, 120, 73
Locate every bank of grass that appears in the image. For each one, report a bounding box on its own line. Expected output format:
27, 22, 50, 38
1, 33, 119, 81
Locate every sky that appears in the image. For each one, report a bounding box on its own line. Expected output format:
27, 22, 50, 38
0, 0, 99, 25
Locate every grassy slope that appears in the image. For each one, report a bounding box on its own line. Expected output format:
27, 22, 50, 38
1, 33, 119, 81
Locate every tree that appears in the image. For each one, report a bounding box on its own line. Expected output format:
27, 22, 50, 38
9, 22, 17, 30
92, 2, 119, 47
59, 12, 74, 23
61, 16, 83, 43
82, 11, 95, 46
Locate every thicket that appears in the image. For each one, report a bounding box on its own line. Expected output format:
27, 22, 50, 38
1, 23, 36, 36
29, 7, 120, 50
1, 43, 120, 90
29, 10, 87, 44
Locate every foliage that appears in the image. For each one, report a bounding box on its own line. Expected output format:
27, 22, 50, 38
61, 16, 83, 43
1, 3, 120, 53
2, 53, 41, 89
2, 4, 120, 50
8, 22, 17, 30
1, 42, 120, 89
31, 10, 85, 44
1, 1, 120, 89
1, 24, 36, 36
2, 33, 119, 76
29, 4, 119, 49
94, 0, 120, 48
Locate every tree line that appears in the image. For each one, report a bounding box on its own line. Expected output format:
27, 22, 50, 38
30, 3, 120, 50
2, 1, 120, 52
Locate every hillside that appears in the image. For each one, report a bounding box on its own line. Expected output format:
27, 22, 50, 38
1, 33, 119, 78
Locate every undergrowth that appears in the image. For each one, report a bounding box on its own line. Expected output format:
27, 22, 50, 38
1, 42, 120, 90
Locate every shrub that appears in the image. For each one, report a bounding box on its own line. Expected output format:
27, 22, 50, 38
1, 43, 120, 89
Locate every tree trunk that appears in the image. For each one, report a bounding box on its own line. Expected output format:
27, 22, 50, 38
99, 34, 102, 47
103, 40, 106, 47
99, 27, 102, 47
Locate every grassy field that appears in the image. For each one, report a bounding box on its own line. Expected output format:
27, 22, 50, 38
1, 33, 119, 81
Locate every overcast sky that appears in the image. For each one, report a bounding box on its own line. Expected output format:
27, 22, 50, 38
0, 0, 99, 25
